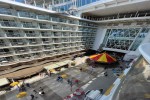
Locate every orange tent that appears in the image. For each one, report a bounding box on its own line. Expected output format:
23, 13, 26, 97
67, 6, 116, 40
89, 53, 116, 63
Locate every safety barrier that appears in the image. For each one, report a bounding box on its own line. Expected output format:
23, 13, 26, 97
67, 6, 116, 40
100, 57, 139, 100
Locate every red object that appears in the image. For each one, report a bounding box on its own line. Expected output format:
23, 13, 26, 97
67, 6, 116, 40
89, 53, 116, 63
76, 88, 80, 92
75, 79, 79, 83
81, 91, 85, 95
66, 95, 71, 98
73, 93, 77, 96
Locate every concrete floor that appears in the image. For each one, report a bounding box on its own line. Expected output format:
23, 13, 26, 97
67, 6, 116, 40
115, 57, 150, 100
0, 62, 119, 100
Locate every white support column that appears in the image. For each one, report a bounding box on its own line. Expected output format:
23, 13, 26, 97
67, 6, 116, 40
34, 0, 36, 6
43, 0, 46, 8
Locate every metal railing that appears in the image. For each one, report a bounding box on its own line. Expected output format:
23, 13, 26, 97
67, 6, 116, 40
1, 21, 20, 27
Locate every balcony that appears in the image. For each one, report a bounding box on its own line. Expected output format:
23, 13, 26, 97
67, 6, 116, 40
53, 25, 62, 30
68, 20, 76, 24
18, 11, 36, 19
44, 51, 54, 56
39, 24, 51, 29
11, 41, 26, 46
63, 44, 69, 48
30, 46, 42, 51
76, 38, 82, 42
0, 49, 13, 56
0, 41, 7, 47
77, 33, 83, 37
42, 38, 53, 44
26, 33, 39, 37
59, 18, 67, 23
53, 32, 62, 37
70, 43, 76, 47
1, 21, 20, 27
0, 57, 15, 65
62, 26, 70, 30
22, 22, 37, 28
38, 15, 50, 20
25, 31, 39, 37
62, 39, 69, 43
15, 48, 29, 54
55, 44, 62, 49
41, 32, 53, 37
6, 31, 22, 37
54, 50, 60, 55
44, 45, 54, 50
81, 38, 86, 42
0, 8, 16, 16
70, 39, 76, 42
70, 33, 76, 37
32, 53, 42, 58
54, 39, 61, 43
28, 39, 40, 45
18, 54, 32, 61
62, 33, 70, 37
52, 17, 60, 22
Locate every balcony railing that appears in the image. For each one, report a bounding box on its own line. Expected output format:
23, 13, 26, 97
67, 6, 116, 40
18, 55, 32, 60
15, 49, 29, 53
54, 33, 62, 37
45, 51, 54, 55
44, 46, 53, 50
62, 39, 69, 42
68, 20, 76, 24
0, 43, 8, 47
52, 17, 60, 22
22, 23, 37, 28
43, 40, 51, 44
0, 8, 16, 16
0, 57, 14, 65
38, 15, 50, 20
6, 33, 22, 37
29, 41, 40, 44
63, 27, 70, 30
32, 53, 42, 58
19, 11, 36, 19
0, 51, 13, 55
1, 21, 20, 27
70, 33, 76, 36
63, 33, 70, 36
53, 26, 62, 30
26, 33, 39, 37
54, 40, 61, 43
41, 33, 52, 37
39, 25, 51, 29
11, 42, 26, 46
59, 18, 67, 23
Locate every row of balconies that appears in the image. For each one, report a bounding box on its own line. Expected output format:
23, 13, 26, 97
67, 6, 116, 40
0, 7, 98, 28
0, 46, 86, 66
79, 21, 98, 27
82, 10, 150, 21
0, 37, 94, 47
0, 21, 78, 31
0, 42, 90, 57
0, 8, 77, 24
0, 31, 95, 38
78, 27, 97, 32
